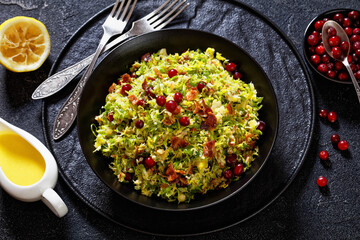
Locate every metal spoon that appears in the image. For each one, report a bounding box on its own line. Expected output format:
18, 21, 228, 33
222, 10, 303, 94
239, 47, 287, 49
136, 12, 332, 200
322, 20, 360, 104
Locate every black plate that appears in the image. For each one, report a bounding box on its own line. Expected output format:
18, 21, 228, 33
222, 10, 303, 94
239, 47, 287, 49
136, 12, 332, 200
77, 29, 278, 211
42, 0, 314, 236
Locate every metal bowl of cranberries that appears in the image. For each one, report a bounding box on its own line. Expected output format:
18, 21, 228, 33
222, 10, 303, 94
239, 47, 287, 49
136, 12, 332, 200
303, 9, 360, 84
77, 29, 278, 211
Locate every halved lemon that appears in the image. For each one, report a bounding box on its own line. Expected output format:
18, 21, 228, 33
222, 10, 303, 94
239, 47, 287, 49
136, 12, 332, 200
0, 16, 50, 72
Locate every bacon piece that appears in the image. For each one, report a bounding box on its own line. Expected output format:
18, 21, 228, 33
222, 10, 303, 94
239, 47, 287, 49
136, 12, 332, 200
171, 136, 189, 151
108, 83, 116, 93
153, 67, 163, 79
128, 95, 138, 105
142, 79, 148, 90
194, 99, 213, 118
186, 87, 198, 101
226, 103, 234, 115
172, 106, 182, 115
203, 140, 216, 158
205, 113, 217, 131
163, 116, 176, 126
141, 52, 151, 62
121, 73, 131, 83
165, 163, 178, 182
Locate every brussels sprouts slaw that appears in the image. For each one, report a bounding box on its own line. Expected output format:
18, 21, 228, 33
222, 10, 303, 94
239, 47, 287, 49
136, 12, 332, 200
93, 48, 263, 203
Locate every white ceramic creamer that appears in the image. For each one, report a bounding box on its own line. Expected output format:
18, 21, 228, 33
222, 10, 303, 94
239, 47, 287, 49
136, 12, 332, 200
0, 118, 68, 217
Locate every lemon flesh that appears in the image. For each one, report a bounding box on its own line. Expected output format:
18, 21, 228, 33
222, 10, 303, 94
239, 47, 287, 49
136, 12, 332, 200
0, 16, 50, 72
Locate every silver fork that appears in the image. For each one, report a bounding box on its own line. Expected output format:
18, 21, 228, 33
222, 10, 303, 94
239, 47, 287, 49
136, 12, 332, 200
52, 0, 189, 140
52, 0, 137, 140
32, 0, 189, 100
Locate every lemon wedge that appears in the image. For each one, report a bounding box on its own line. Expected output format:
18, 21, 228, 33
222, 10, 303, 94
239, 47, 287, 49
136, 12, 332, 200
0, 16, 50, 72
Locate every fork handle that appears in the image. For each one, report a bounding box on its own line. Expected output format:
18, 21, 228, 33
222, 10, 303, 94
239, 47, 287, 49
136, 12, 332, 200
32, 30, 133, 100
52, 33, 111, 140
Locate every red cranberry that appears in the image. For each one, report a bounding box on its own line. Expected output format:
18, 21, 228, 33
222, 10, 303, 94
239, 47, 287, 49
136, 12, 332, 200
121, 84, 132, 96
144, 157, 155, 168
348, 11, 359, 20
327, 27, 337, 37
314, 20, 325, 31
135, 120, 144, 129
179, 116, 190, 126
332, 47, 342, 59
343, 17, 352, 27
355, 70, 360, 79
165, 100, 177, 112
317, 63, 328, 73
327, 70, 336, 78
344, 27, 353, 36
224, 169, 233, 179
125, 172, 132, 181
315, 45, 325, 55
308, 46, 316, 54
168, 69, 178, 78
353, 28, 360, 35
233, 163, 244, 176
329, 36, 341, 47
310, 55, 321, 65
312, 31, 319, 37
233, 71, 242, 79
145, 87, 156, 99
338, 140, 349, 151
321, 54, 330, 63
356, 49, 360, 57
197, 81, 206, 92
333, 13, 344, 24
327, 111, 337, 122
340, 41, 350, 52
226, 154, 237, 166
174, 92, 183, 103
327, 62, 334, 70
335, 61, 343, 70
225, 62, 237, 72
107, 112, 114, 122
353, 41, 360, 50
338, 71, 349, 81
156, 95, 166, 106
319, 109, 328, 118
330, 134, 340, 144
350, 34, 359, 43
307, 34, 319, 46
318, 150, 329, 161
257, 120, 266, 132
317, 176, 327, 187
137, 99, 146, 107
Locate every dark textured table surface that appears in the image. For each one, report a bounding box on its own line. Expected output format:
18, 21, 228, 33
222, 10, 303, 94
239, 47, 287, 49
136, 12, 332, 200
0, 0, 359, 239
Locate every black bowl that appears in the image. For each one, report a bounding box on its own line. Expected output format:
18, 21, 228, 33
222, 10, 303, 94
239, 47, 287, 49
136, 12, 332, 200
303, 8, 360, 84
77, 29, 278, 211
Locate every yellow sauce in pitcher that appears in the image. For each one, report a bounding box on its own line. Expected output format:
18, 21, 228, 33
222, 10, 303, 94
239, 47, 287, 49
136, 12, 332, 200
0, 131, 45, 186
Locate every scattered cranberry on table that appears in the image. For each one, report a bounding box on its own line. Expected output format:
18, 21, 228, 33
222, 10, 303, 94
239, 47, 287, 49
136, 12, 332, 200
318, 150, 329, 161
317, 176, 328, 187
319, 109, 328, 118
327, 111, 337, 122
338, 140, 349, 151
305, 10, 360, 81
330, 134, 340, 144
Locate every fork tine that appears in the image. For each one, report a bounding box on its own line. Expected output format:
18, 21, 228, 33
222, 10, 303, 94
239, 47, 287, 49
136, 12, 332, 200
114, 0, 126, 19
123, 0, 137, 22
118, 0, 132, 20
148, 0, 178, 24
110, 0, 121, 17
144, 0, 174, 20
152, 0, 189, 30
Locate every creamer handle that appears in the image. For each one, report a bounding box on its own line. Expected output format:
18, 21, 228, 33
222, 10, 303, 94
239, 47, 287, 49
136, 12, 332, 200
41, 188, 68, 218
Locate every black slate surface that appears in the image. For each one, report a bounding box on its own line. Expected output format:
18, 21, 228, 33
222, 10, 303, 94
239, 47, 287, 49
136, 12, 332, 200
0, 0, 359, 239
